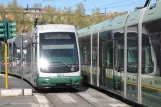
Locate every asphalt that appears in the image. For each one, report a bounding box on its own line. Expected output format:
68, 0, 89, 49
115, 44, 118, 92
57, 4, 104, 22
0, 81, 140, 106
0, 74, 33, 89
0, 74, 44, 107
42, 87, 131, 107
0, 96, 39, 107
0, 74, 132, 107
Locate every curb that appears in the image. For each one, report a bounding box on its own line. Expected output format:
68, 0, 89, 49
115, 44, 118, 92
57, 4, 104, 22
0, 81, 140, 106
0, 88, 32, 97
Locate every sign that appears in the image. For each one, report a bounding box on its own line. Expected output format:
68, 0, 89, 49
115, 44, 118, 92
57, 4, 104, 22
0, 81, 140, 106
15, 36, 31, 48
45, 33, 71, 39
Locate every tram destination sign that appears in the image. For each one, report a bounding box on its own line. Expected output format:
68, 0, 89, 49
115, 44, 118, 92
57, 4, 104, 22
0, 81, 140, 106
45, 33, 71, 39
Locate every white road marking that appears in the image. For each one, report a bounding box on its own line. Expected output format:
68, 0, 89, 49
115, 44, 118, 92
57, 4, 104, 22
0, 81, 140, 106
79, 93, 98, 102
109, 104, 130, 107
34, 93, 50, 107
31, 103, 39, 107
0, 103, 39, 107
0, 74, 14, 78
57, 93, 76, 103
39, 103, 50, 107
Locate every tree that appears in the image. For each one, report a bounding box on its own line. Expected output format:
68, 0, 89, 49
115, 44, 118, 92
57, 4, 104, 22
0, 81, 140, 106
90, 8, 106, 25
74, 3, 87, 29
8, 0, 18, 8
0, 1, 127, 33
0, 4, 7, 20
6, 0, 25, 34
33, 3, 42, 8
39, 5, 56, 24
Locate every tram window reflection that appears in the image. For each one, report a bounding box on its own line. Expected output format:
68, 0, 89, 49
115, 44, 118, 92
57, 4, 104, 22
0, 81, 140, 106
81, 36, 91, 65
142, 34, 161, 76
106, 41, 113, 68
127, 32, 138, 74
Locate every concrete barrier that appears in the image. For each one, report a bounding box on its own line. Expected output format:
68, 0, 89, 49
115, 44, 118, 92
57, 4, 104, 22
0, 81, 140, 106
0, 88, 32, 97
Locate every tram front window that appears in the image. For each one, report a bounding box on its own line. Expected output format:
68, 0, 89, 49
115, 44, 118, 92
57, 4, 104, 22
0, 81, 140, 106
40, 45, 78, 65
39, 32, 79, 73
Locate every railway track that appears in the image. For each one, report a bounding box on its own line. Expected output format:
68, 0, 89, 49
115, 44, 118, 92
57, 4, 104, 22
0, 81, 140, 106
35, 87, 131, 107
44, 91, 97, 107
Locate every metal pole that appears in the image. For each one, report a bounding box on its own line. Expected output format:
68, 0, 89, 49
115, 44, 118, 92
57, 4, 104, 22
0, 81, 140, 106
124, 13, 129, 98
8, 40, 9, 73
4, 40, 8, 89
124, 25, 127, 98
97, 28, 100, 87
0, 42, 2, 73
138, 8, 146, 104
11, 39, 14, 73
90, 26, 93, 85
21, 36, 24, 95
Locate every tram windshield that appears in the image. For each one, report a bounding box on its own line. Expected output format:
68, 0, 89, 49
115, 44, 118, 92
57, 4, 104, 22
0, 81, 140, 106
39, 32, 79, 65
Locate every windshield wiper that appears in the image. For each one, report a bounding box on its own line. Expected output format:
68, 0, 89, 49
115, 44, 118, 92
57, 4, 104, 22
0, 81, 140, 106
51, 62, 71, 69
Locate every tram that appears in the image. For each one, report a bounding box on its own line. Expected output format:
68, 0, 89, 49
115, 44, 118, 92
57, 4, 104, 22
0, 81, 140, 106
78, 1, 161, 107
6, 24, 83, 88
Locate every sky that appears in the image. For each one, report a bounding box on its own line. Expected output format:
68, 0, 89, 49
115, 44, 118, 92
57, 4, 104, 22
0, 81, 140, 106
0, 0, 157, 14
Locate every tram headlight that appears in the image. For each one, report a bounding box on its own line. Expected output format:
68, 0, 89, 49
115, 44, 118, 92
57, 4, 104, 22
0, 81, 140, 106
39, 58, 49, 69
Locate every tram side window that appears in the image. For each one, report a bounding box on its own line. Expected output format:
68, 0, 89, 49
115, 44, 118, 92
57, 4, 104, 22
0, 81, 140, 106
92, 46, 97, 66
79, 44, 83, 64
106, 41, 113, 68
127, 38, 137, 73
82, 45, 91, 65
142, 19, 161, 76
142, 35, 161, 76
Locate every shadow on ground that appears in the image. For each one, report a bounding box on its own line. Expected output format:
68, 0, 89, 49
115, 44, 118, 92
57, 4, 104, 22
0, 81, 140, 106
35, 83, 89, 93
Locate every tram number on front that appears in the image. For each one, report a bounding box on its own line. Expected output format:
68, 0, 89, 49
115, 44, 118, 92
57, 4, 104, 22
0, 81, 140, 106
57, 73, 64, 76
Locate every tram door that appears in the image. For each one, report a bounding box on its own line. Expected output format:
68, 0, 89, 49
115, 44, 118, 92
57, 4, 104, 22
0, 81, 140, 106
99, 41, 107, 87
113, 39, 124, 92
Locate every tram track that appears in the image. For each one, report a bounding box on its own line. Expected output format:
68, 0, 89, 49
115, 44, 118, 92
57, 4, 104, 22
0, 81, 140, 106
43, 92, 97, 107
34, 86, 131, 107
40, 87, 97, 107
43, 93, 56, 107
73, 92, 97, 107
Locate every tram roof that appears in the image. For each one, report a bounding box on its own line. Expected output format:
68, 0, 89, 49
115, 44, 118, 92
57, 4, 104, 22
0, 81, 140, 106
78, 1, 161, 38
35, 24, 76, 33
142, 1, 161, 23
78, 13, 129, 38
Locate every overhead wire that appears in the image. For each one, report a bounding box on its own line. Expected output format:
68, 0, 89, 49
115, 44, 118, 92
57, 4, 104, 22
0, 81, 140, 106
85, 0, 133, 11
70, 0, 87, 8
85, 0, 146, 12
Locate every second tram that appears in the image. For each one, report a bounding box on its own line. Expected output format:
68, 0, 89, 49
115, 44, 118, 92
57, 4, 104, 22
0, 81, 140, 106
78, 1, 161, 107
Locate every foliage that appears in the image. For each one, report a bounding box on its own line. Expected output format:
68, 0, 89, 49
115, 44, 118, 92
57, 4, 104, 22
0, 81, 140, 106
0, 0, 127, 34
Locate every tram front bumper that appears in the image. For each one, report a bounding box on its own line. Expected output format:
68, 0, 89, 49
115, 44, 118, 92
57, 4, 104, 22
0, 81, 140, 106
36, 76, 83, 88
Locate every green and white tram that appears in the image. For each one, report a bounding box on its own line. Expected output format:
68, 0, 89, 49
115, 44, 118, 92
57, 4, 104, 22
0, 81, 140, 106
7, 24, 83, 88
78, 1, 161, 107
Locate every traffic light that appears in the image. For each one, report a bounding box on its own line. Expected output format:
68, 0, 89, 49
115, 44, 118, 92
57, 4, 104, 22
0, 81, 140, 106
0, 18, 17, 40
0, 21, 7, 40
7, 22, 16, 39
